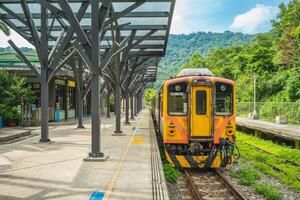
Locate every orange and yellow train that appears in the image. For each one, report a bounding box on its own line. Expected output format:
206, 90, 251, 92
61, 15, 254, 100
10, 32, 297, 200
152, 68, 238, 168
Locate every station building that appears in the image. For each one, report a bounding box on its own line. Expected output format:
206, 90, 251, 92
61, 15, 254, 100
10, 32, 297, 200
0, 51, 108, 123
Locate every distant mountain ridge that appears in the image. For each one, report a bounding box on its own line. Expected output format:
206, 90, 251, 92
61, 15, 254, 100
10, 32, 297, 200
155, 31, 255, 88
0, 31, 255, 88
0, 47, 34, 53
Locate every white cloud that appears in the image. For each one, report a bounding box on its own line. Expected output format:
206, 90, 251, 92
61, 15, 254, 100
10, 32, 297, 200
0, 29, 34, 48
170, 0, 224, 34
230, 4, 278, 34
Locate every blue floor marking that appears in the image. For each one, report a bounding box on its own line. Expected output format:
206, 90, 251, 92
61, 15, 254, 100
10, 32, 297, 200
89, 192, 104, 200
131, 127, 136, 131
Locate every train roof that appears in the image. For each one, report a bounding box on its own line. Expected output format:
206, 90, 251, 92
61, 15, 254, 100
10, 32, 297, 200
176, 68, 214, 77
158, 68, 234, 92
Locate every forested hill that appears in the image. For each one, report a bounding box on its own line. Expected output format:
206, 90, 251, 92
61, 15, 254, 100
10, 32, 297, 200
0, 47, 34, 53
156, 31, 255, 88
161, 0, 300, 103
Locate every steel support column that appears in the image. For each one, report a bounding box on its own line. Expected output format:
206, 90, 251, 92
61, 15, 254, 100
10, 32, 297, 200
40, 1, 50, 143
124, 90, 130, 125
137, 96, 140, 113
86, 0, 107, 160
113, 31, 123, 135
77, 63, 84, 128
106, 90, 111, 118
134, 95, 138, 116
114, 83, 123, 133
130, 93, 135, 120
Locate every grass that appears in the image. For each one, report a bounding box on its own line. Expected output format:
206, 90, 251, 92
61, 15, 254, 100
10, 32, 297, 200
163, 163, 181, 183
235, 131, 300, 192
170, 197, 181, 200
254, 183, 283, 200
236, 131, 300, 164
230, 165, 283, 200
231, 166, 260, 186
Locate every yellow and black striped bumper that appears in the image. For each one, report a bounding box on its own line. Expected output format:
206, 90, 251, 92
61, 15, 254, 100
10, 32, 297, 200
165, 150, 225, 168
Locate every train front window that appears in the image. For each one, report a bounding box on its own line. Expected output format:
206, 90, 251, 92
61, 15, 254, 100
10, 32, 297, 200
168, 82, 188, 116
215, 82, 233, 115
196, 91, 207, 115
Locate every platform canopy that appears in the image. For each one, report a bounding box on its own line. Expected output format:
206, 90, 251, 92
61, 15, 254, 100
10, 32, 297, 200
0, 0, 175, 82
0, 0, 175, 157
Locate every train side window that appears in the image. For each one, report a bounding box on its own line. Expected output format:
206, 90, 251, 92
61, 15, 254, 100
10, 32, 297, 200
160, 99, 163, 117
196, 91, 207, 115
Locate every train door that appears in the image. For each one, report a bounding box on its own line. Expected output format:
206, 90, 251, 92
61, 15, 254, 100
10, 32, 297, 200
190, 85, 212, 138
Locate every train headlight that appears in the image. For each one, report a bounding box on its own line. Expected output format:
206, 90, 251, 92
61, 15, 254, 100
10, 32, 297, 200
168, 129, 176, 136
226, 128, 234, 136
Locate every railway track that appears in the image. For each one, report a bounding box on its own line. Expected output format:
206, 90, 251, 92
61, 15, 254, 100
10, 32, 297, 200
183, 169, 247, 200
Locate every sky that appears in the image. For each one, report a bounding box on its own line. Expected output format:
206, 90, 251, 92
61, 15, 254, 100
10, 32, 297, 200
0, 0, 290, 48
170, 0, 290, 34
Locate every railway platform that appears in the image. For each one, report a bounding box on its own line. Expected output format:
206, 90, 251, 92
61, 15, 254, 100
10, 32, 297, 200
0, 110, 168, 200
236, 117, 300, 149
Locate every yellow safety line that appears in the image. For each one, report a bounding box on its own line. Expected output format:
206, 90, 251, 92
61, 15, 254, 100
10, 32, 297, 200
103, 115, 143, 200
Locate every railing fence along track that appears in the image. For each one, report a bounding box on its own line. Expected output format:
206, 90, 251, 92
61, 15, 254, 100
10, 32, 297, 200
237, 102, 300, 125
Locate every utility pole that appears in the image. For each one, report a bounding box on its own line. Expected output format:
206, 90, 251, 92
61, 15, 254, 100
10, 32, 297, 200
252, 74, 258, 119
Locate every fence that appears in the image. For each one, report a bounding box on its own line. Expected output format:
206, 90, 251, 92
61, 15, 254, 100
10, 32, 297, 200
236, 102, 300, 125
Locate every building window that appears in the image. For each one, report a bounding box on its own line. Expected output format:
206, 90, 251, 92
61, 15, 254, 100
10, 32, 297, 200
56, 84, 65, 110
68, 87, 76, 109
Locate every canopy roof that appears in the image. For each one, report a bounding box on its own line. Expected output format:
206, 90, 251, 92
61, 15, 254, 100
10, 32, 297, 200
0, 0, 175, 82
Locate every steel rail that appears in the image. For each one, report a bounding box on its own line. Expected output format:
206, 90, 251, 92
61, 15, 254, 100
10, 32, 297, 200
214, 169, 248, 200
184, 169, 248, 200
184, 170, 202, 200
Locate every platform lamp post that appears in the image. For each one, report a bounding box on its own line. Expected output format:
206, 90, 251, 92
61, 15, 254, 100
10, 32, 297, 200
252, 74, 258, 119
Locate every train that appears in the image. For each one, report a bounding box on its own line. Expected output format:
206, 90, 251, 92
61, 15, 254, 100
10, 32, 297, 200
151, 68, 239, 168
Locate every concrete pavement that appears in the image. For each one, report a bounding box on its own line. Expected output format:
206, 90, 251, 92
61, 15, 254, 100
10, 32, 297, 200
0, 110, 154, 200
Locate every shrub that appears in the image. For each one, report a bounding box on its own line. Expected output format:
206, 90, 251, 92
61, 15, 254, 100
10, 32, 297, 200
254, 183, 283, 200
163, 163, 181, 183
231, 166, 260, 186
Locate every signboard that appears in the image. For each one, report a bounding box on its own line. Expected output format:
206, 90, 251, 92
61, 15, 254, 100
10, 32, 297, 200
67, 80, 76, 88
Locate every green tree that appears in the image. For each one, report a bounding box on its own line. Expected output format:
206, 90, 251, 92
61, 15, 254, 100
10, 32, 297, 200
0, 70, 34, 122
144, 88, 156, 107
272, 0, 300, 69
179, 51, 206, 71
0, 20, 10, 36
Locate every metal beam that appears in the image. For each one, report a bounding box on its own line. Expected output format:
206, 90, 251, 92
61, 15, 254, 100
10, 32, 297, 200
0, 12, 169, 19
59, 0, 91, 49
18, 25, 167, 31
104, 1, 144, 26
20, 0, 42, 60
48, 48, 77, 82
8, 40, 41, 79
1, 0, 172, 2
48, 2, 89, 70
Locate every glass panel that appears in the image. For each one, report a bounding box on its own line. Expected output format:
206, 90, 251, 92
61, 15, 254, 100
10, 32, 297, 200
5, 4, 23, 13
113, 3, 135, 12
196, 91, 207, 115
28, 4, 40, 14
133, 3, 171, 12
118, 17, 168, 26
215, 82, 233, 115
140, 40, 165, 45
168, 82, 188, 116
